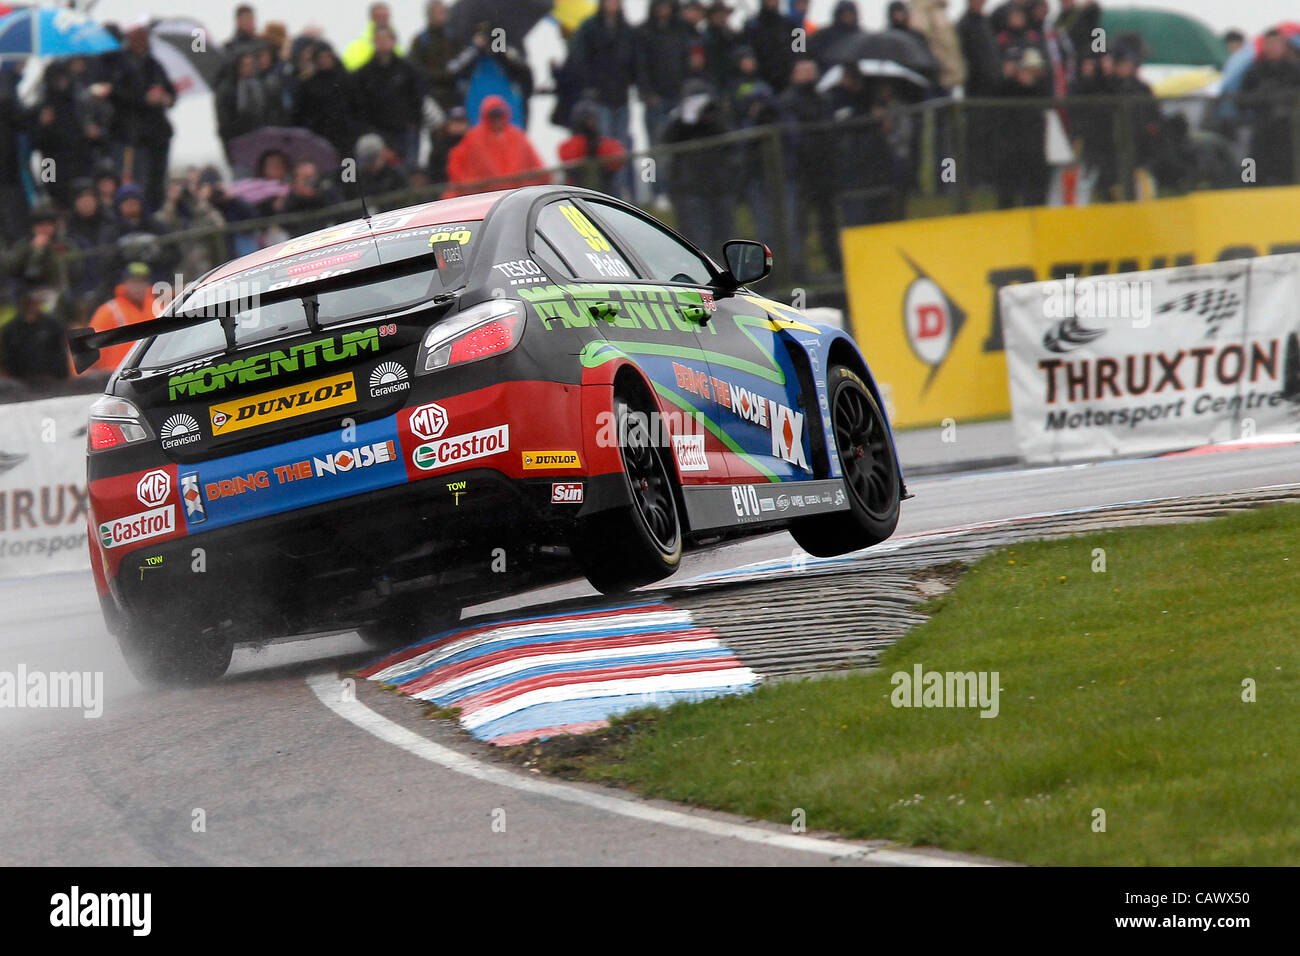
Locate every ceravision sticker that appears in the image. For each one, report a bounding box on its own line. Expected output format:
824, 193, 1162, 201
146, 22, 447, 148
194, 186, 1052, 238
160, 413, 201, 450
521, 450, 581, 469
209, 373, 355, 436
369, 362, 410, 398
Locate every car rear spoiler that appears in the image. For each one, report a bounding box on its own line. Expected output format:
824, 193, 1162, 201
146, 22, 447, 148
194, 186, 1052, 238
68, 246, 464, 375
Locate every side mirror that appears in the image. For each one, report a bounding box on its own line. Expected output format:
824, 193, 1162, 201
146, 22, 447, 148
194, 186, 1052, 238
718, 239, 772, 289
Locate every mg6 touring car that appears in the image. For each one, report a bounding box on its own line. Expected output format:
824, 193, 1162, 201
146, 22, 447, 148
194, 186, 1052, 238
71, 186, 907, 684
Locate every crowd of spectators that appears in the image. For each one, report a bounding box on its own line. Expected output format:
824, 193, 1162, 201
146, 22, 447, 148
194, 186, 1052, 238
2, 0, 1296, 399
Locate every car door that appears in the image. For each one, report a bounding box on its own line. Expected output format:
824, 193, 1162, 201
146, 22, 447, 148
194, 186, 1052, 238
528, 196, 731, 487
579, 198, 816, 491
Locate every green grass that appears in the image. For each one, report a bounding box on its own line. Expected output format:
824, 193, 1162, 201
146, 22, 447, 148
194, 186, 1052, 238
567, 504, 1300, 865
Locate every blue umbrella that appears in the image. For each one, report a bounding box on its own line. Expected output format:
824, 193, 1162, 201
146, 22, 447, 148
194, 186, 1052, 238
0, 8, 120, 60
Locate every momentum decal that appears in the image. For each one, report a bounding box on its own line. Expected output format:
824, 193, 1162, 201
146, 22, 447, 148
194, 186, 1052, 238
168, 328, 380, 401
209, 373, 355, 436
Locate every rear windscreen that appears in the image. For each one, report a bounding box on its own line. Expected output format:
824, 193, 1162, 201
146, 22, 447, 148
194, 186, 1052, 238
139, 220, 476, 368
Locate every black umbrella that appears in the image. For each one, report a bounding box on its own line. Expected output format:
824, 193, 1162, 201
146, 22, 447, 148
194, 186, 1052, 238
820, 29, 940, 81
448, 0, 553, 44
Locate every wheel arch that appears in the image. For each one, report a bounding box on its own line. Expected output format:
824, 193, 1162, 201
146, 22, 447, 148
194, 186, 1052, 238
609, 361, 694, 534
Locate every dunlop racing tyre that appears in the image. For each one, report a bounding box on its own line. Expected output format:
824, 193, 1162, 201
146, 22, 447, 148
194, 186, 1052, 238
575, 388, 682, 593
790, 365, 900, 557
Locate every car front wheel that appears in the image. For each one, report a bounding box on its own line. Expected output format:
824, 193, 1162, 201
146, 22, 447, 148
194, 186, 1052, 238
790, 365, 901, 557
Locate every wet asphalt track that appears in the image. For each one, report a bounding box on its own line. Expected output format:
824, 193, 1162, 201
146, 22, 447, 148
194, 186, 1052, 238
2, 442, 1299, 866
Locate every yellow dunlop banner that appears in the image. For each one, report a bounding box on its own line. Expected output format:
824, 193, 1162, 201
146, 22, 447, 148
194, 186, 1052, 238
209, 372, 356, 436
842, 186, 1300, 428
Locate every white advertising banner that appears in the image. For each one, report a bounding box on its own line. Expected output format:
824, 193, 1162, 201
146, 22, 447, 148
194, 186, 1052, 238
1000, 255, 1300, 464
0, 395, 96, 578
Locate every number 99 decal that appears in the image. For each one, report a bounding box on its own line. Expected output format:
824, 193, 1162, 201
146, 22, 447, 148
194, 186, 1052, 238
559, 204, 612, 252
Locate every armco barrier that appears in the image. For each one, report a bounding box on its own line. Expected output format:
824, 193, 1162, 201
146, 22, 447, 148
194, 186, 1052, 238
0, 395, 95, 579
842, 186, 1300, 429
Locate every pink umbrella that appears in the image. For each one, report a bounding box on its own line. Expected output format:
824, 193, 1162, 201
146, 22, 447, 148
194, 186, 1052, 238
226, 178, 289, 204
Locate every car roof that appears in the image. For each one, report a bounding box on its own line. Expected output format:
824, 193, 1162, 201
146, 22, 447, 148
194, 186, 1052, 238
194, 190, 515, 291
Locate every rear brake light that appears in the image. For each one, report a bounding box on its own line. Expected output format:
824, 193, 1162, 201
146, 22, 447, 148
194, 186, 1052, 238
417, 300, 524, 373
87, 396, 153, 453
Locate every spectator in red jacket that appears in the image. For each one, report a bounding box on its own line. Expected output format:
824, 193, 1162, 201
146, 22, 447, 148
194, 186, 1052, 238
443, 95, 548, 197
558, 99, 628, 194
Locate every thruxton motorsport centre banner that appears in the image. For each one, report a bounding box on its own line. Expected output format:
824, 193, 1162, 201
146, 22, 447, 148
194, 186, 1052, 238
841, 186, 1300, 428
0, 395, 96, 578
999, 255, 1300, 464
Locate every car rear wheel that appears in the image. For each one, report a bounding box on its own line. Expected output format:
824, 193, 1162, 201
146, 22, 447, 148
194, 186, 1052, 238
790, 365, 901, 557
575, 387, 683, 594
115, 621, 234, 687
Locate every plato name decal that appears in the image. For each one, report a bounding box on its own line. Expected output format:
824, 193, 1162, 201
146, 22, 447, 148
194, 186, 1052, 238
208, 373, 355, 436
413, 425, 510, 472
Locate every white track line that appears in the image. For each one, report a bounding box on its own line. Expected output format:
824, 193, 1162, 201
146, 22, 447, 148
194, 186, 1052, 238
306, 672, 985, 866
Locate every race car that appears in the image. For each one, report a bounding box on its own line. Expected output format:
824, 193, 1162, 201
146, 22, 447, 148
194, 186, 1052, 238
72, 186, 906, 684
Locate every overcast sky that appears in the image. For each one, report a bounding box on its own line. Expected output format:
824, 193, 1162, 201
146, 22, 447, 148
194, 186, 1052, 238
92, 1, 1293, 49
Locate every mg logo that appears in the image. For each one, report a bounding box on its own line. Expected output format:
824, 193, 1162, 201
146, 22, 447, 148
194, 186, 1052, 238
407, 402, 448, 441
136, 469, 171, 507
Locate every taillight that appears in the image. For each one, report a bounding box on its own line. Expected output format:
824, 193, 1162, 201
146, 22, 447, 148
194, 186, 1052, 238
417, 300, 524, 373
87, 396, 153, 453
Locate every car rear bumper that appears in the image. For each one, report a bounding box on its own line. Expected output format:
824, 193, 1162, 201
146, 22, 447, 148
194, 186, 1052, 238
101, 466, 629, 636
